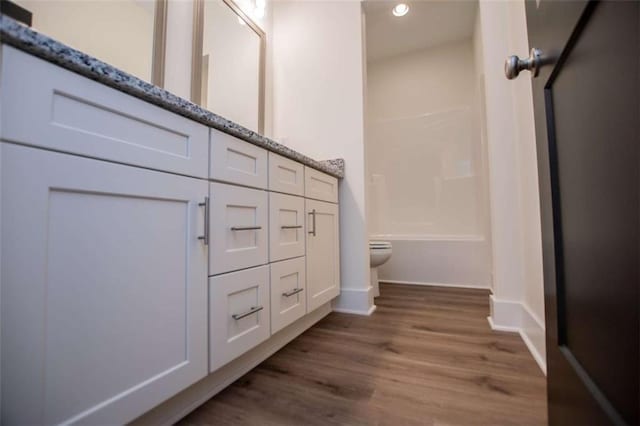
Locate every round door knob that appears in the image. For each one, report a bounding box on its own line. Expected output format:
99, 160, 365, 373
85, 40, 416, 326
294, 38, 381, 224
505, 48, 542, 80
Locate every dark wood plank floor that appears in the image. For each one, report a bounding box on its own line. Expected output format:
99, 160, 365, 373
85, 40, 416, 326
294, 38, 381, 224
179, 283, 547, 425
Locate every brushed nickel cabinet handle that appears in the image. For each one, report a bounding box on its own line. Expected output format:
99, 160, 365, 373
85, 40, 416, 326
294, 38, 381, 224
282, 288, 304, 297
230, 226, 263, 231
232, 306, 264, 320
197, 196, 209, 245
308, 209, 317, 236
281, 225, 303, 229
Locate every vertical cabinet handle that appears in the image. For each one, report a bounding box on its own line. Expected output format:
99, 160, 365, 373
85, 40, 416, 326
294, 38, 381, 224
308, 209, 317, 236
198, 196, 209, 245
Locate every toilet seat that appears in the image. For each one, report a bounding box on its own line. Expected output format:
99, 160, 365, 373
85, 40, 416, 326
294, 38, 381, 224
370, 241, 392, 250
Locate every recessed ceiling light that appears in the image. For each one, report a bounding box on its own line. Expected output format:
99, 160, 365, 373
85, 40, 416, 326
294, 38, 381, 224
392, 3, 409, 17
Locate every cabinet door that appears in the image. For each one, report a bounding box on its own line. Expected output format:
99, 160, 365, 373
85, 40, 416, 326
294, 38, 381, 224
269, 192, 306, 262
209, 265, 271, 372
271, 257, 307, 334
0, 144, 208, 425
305, 199, 341, 312
209, 182, 268, 275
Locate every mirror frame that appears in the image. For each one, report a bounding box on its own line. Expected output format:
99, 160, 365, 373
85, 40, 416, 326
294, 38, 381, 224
151, 0, 168, 87
191, 0, 266, 134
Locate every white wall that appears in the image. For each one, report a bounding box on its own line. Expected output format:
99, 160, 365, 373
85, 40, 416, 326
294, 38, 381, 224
271, 0, 373, 314
506, 0, 545, 336
477, 0, 545, 372
16, 0, 155, 81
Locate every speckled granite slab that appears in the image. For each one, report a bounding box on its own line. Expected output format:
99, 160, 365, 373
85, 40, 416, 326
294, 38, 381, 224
0, 15, 344, 178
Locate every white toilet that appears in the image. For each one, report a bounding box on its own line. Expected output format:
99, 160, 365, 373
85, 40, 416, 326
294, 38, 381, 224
369, 240, 392, 297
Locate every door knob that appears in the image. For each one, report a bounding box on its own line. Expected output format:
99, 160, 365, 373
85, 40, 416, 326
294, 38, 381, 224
505, 48, 542, 80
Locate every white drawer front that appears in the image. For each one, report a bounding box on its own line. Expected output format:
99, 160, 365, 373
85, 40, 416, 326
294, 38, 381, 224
268, 152, 304, 196
209, 266, 270, 372
0, 46, 209, 178
210, 128, 268, 189
209, 182, 268, 275
269, 193, 306, 262
304, 166, 338, 203
270, 257, 307, 334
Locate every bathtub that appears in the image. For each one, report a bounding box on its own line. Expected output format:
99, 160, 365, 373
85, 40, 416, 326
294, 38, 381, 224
371, 234, 492, 289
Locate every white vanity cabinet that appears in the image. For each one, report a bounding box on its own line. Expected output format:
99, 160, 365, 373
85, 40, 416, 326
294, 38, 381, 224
305, 199, 341, 312
0, 41, 343, 425
0, 144, 209, 425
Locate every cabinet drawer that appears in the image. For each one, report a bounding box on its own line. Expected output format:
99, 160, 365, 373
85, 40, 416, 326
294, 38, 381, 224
268, 152, 304, 196
304, 166, 339, 203
0, 46, 209, 179
210, 128, 268, 189
209, 265, 270, 372
270, 257, 307, 334
209, 182, 268, 275
269, 193, 306, 262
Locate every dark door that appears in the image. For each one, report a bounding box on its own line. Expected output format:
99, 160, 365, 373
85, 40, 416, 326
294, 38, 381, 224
524, 1, 639, 424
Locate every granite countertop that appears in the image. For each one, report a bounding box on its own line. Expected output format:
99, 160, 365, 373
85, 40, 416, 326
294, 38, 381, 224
0, 15, 345, 178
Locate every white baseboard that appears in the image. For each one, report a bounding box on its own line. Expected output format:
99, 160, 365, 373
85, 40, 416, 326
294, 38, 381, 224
380, 279, 490, 290
332, 286, 376, 315
131, 303, 333, 426
333, 304, 377, 316
488, 295, 546, 374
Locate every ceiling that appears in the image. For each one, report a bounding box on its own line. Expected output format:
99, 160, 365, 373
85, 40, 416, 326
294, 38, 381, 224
364, 0, 478, 62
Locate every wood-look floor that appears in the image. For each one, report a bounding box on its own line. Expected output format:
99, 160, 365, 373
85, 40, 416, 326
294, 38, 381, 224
179, 284, 547, 425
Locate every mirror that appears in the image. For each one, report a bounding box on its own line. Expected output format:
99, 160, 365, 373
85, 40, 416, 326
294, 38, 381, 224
194, 0, 265, 133
13, 0, 166, 85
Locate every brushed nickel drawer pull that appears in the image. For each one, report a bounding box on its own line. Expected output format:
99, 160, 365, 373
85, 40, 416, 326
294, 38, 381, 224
230, 226, 263, 231
232, 306, 264, 320
281, 225, 303, 229
282, 288, 304, 297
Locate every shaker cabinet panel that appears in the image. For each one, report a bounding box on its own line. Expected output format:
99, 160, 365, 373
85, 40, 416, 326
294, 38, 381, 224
270, 257, 307, 334
268, 152, 305, 196
304, 166, 338, 203
209, 182, 268, 275
305, 199, 341, 312
269, 192, 306, 262
210, 128, 268, 189
0, 143, 208, 425
209, 265, 271, 372
0, 46, 209, 178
